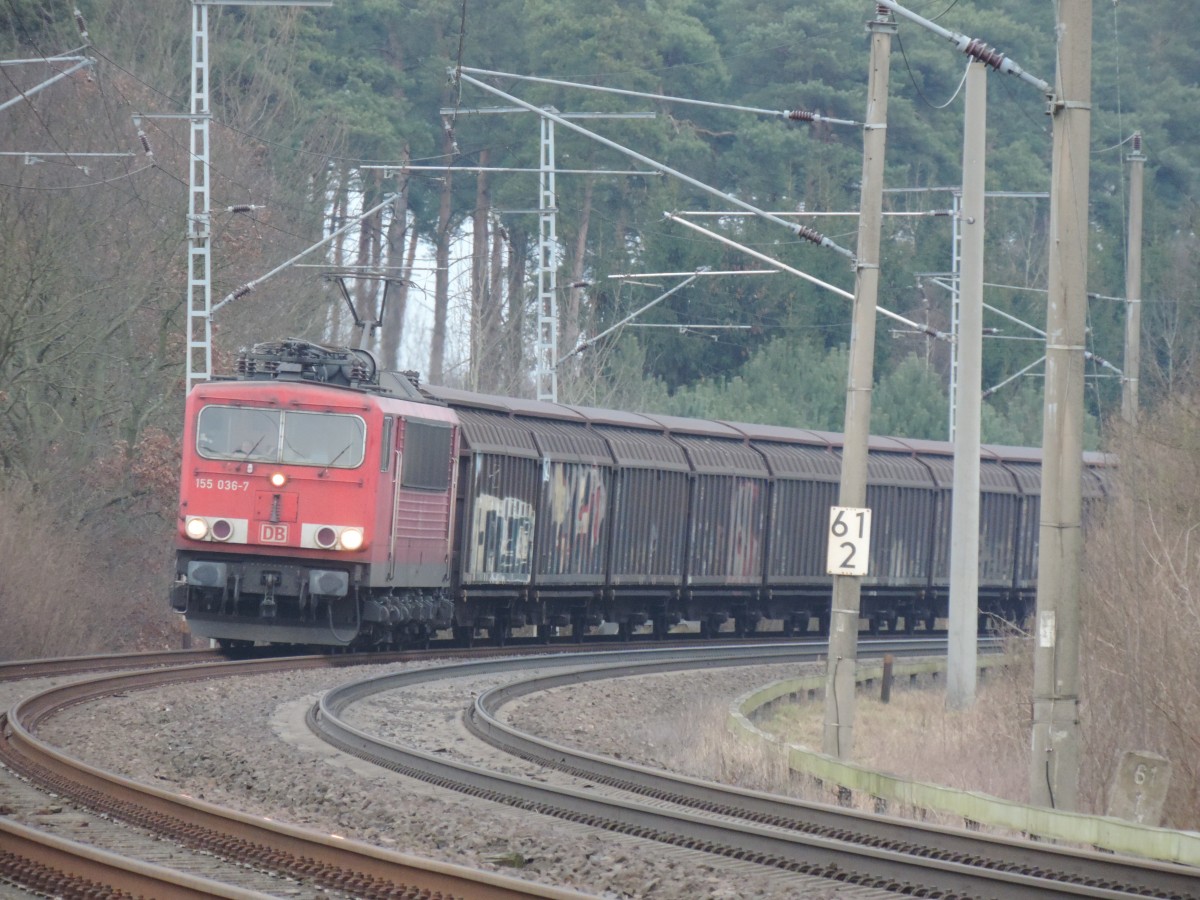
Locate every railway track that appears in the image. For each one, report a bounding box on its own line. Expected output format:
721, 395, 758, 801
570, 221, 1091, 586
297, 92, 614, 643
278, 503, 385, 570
0, 650, 589, 899
309, 642, 1200, 900
4, 641, 1197, 897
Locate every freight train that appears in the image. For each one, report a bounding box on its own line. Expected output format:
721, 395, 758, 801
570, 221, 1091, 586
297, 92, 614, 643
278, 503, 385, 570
169, 338, 1108, 648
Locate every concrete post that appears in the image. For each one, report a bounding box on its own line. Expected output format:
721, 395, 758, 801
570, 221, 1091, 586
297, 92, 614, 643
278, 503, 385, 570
823, 6, 894, 760
1030, 0, 1092, 812
947, 61, 986, 710
1121, 133, 1145, 425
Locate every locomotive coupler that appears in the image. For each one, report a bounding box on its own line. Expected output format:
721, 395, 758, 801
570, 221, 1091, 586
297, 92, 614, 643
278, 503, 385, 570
260, 572, 279, 619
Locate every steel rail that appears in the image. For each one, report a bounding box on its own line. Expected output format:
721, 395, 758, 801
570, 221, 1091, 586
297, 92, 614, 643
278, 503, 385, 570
308, 642, 1093, 897
0, 817, 273, 899
310, 643, 1199, 899
3, 655, 588, 900
0, 648, 227, 682
467, 657, 1200, 899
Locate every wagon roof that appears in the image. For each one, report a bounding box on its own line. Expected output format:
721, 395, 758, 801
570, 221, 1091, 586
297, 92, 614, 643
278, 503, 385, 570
422, 384, 588, 422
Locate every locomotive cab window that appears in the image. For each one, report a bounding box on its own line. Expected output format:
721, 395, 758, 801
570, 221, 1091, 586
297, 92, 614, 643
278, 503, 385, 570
198, 405, 365, 468
197, 406, 280, 461
401, 419, 452, 490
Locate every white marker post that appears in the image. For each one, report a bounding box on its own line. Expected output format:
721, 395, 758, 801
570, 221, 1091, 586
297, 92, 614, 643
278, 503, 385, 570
827, 507, 872, 577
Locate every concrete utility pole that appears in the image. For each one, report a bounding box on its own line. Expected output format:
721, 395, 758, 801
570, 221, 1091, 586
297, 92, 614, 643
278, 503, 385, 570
823, 5, 894, 762
1121, 132, 1145, 425
946, 61, 987, 710
1031, 0, 1092, 812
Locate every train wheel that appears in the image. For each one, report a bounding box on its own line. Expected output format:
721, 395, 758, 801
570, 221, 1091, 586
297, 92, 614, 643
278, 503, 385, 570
868, 615, 881, 636
885, 613, 898, 633
453, 625, 475, 648
817, 613, 830, 636
617, 621, 633, 642
904, 613, 916, 635
651, 615, 670, 641
732, 615, 749, 637
925, 612, 937, 632
570, 614, 587, 644
491, 620, 509, 647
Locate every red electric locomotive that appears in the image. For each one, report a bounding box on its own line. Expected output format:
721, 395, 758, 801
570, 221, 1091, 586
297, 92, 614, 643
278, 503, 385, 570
170, 340, 459, 647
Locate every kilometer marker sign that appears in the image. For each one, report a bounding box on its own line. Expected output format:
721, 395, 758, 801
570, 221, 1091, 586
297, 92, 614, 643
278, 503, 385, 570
827, 506, 872, 576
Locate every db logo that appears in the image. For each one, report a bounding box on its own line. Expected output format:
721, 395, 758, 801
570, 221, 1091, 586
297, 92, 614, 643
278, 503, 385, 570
260, 524, 289, 543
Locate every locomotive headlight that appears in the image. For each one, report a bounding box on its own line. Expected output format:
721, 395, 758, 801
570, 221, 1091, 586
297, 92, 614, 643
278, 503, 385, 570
184, 516, 210, 540
269, 471, 288, 488
338, 527, 364, 551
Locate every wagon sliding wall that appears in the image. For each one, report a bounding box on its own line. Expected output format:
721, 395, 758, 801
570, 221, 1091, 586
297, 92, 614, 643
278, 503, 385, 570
426, 385, 1107, 639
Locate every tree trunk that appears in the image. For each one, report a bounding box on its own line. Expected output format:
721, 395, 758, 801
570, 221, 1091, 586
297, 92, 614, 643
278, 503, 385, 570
468, 149, 491, 390
480, 219, 506, 392
326, 173, 349, 341
563, 175, 595, 358
430, 129, 454, 384
381, 167, 411, 371
503, 226, 528, 394
353, 169, 381, 348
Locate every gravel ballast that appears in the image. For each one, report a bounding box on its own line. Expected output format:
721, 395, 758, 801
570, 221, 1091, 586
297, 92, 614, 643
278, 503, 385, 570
35, 657, 900, 899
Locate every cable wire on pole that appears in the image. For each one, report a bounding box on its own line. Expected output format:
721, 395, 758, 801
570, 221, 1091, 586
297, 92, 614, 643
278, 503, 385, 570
454, 69, 856, 259
456, 66, 861, 127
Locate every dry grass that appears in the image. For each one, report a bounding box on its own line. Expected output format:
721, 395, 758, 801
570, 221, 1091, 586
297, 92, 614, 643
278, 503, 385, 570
646, 645, 1036, 820
758, 650, 1034, 806
650, 396, 1200, 833
1078, 399, 1200, 830
645, 697, 798, 794
0, 484, 178, 660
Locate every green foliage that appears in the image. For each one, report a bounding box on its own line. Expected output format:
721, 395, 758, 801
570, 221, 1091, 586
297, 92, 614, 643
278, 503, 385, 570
2, 0, 1193, 449
659, 337, 850, 430
871, 355, 948, 440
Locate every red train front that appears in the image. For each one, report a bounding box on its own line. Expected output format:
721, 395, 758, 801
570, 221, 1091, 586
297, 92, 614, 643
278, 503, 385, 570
170, 340, 459, 648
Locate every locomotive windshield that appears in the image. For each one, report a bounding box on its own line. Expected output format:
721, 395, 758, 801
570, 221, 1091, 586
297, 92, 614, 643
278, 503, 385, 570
197, 405, 365, 468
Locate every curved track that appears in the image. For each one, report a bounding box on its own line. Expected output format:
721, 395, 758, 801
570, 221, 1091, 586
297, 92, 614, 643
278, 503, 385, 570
0, 651, 587, 899
310, 642, 1199, 900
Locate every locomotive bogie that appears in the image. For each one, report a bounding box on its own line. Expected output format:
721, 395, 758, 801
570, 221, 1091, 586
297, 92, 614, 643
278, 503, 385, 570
173, 553, 366, 646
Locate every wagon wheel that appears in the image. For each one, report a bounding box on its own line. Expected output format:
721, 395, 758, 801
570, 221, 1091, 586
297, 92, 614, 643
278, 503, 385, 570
701, 614, 725, 639
490, 617, 509, 647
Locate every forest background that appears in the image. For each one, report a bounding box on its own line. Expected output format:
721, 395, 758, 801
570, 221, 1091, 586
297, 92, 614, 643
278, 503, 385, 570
1, 0, 1198, 657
